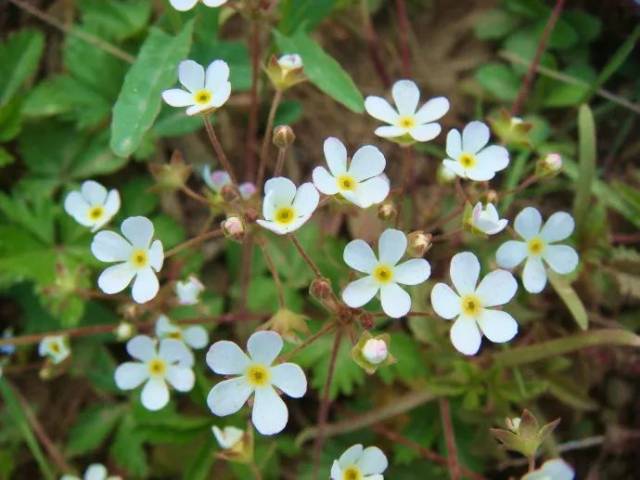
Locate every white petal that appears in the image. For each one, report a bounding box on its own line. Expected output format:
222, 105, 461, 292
81, 180, 107, 205
543, 245, 578, 274
431, 283, 461, 319
101, 190, 121, 222
159, 338, 194, 367
114, 362, 149, 390
349, 145, 385, 181
522, 256, 547, 293
339, 444, 364, 467
475, 145, 509, 173
186, 104, 208, 116
91, 231, 132, 262
450, 317, 482, 356
155, 314, 174, 337
365, 96, 399, 124
202, 0, 228, 5
450, 251, 480, 295
207, 377, 253, 416
461, 121, 490, 153
354, 176, 389, 207
380, 283, 411, 318
292, 183, 319, 217
252, 386, 288, 435
98, 263, 135, 294
141, 377, 169, 411
393, 259, 430, 285
131, 267, 159, 304
183, 325, 209, 349
169, 0, 199, 11
465, 164, 496, 181
358, 446, 388, 475
121, 216, 154, 248
206, 340, 251, 375
344, 239, 377, 274
211, 81, 231, 108
415, 96, 450, 123
475, 270, 517, 307
342, 276, 379, 308
162, 89, 194, 107
270, 363, 307, 398
256, 219, 298, 235
178, 59, 205, 92
323, 137, 348, 176
378, 228, 407, 265
312, 166, 339, 195
84, 464, 107, 480
374, 125, 405, 138
392, 79, 420, 114
540, 212, 575, 243
445, 129, 462, 160
205, 59, 230, 91
64, 191, 91, 225
410, 123, 441, 142
496, 240, 528, 269
330, 461, 343, 479
264, 177, 296, 206
247, 331, 283, 365
165, 365, 195, 392
127, 335, 156, 361
148, 240, 164, 271
514, 207, 542, 240
442, 159, 465, 178
477, 310, 518, 344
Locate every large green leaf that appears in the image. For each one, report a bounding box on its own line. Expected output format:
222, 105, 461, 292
110, 21, 194, 157
78, 0, 152, 42
66, 404, 125, 457
278, 0, 335, 34
573, 104, 597, 236
474, 63, 520, 101
0, 29, 44, 106
273, 30, 364, 113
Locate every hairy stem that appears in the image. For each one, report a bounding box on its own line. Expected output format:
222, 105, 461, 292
290, 234, 323, 278
439, 398, 461, 480
165, 228, 222, 258
279, 322, 337, 363
203, 116, 238, 185
257, 89, 283, 189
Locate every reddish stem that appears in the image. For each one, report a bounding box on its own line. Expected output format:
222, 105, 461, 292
245, 20, 261, 178
395, 0, 411, 77
361, 0, 391, 87
439, 398, 461, 480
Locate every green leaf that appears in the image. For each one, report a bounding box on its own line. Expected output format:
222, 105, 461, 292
111, 413, 149, 477
184, 437, 217, 480
273, 30, 364, 113
543, 64, 596, 108
78, 0, 152, 42
573, 104, 596, 237
474, 63, 520, 101
474, 9, 520, 40
547, 270, 588, 330
191, 40, 251, 91
0, 29, 44, 106
110, 21, 194, 157
563, 10, 601, 44
278, 0, 335, 34
0, 147, 14, 167
67, 404, 125, 457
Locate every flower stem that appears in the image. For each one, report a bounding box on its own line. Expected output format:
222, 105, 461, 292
439, 398, 461, 480
279, 322, 336, 363
203, 116, 238, 186
528, 456, 536, 472
258, 240, 286, 308
256, 89, 283, 189
289, 234, 323, 278
165, 228, 222, 258
273, 146, 287, 177
394, 0, 412, 77
180, 185, 210, 205
249, 461, 263, 480
245, 19, 261, 179
360, 0, 390, 87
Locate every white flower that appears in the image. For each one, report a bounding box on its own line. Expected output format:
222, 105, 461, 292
496, 207, 579, 294
206, 331, 307, 435
256, 177, 319, 235
114, 322, 135, 341
312, 137, 390, 208
543, 153, 562, 171
212, 425, 244, 449
342, 228, 431, 318
64, 181, 120, 232
155, 314, 208, 350
443, 121, 509, 181
522, 459, 575, 480
202, 166, 255, 199
91, 216, 164, 304
168, 0, 227, 12
431, 251, 519, 356
330, 444, 388, 480
277, 53, 303, 71
175, 275, 205, 305
162, 59, 231, 116
364, 79, 449, 143
38, 336, 70, 364
61, 463, 121, 480
469, 202, 508, 235
115, 335, 194, 411
362, 339, 388, 365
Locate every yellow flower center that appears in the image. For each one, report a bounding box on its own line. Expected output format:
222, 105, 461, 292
527, 237, 545, 255
337, 174, 357, 191
274, 206, 296, 225
87, 206, 104, 221
246, 364, 271, 387
461, 294, 482, 317
398, 115, 416, 129
167, 331, 183, 340
194, 89, 212, 105
50, 342, 61, 354
342, 466, 363, 480
130, 249, 149, 268
148, 358, 166, 376
373, 264, 394, 284
459, 153, 477, 169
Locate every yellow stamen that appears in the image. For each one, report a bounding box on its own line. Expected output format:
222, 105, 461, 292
130, 249, 149, 268
246, 364, 270, 387
87, 206, 104, 221
373, 264, 394, 284
342, 466, 363, 480
337, 174, 357, 191
148, 358, 166, 376
274, 206, 296, 225
398, 115, 416, 129
459, 153, 477, 169
194, 89, 212, 105
167, 331, 183, 340
527, 237, 545, 255
460, 294, 482, 317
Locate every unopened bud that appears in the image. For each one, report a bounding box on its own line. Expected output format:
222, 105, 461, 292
485, 189, 499, 204
506, 417, 521, 433
221, 216, 246, 242
150, 150, 192, 191
273, 125, 295, 149
378, 201, 397, 221
362, 339, 388, 365
407, 230, 432, 258
115, 321, 135, 341
220, 184, 239, 202
535, 152, 563, 178
309, 277, 332, 301
265, 54, 306, 91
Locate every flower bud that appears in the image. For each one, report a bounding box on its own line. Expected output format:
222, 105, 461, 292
221, 216, 246, 242
377, 201, 397, 221
220, 184, 239, 203
114, 321, 135, 341
485, 189, 499, 204
265, 54, 306, 91
273, 125, 295, 149
213, 423, 254, 464
362, 339, 388, 365
407, 230, 432, 258
150, 150, 192, 191
489, 109, 533, 147
351, 332, 394, 374
309, 277, 332, 301
262, 308, 309, 344
506, 417, 521, 433
536, 152, 562, 178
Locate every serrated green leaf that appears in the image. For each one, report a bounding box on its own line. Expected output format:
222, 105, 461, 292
67, 404, 125, 457
0, 29, 44, 106
111, 414, 149, 477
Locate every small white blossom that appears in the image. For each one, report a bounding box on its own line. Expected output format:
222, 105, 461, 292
38, 335, 70, 364
115, 322, 135, 341
162, 59, 231, 116
115, 335, 194, 411
202, 166, 255, 199
206, 331, 307, 435
212, 425, 244, 449
330, 444, 388, 480
168, 0, 227, 12
256, 177, 319, 235
469, 202, 508, 235
91, 216, 163, 304
155, 315, 208, 350
342, 228, 431, 318
60, 463, 121, 480
443, 121, 509, 181
362, 338, 388, 365
64, 181, 120, 232
544, 152, 562, 171
522, 459, 575, 480
496, 207, 579, 294
364, 79, 449, 143
312, 137, 389, 208
431, 251, 519, 356
277, 53, 303, 71
175, 275, 205, 305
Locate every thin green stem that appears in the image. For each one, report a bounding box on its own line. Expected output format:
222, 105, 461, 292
289, 234, 323, 278
257, 89, 283, 189
203, 116, 238, 185
165, 228, 222, 258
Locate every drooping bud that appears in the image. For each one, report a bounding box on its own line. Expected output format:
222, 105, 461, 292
265, 54, 306, 91
273, 125, 296, 149
351, 331, 395, 375
377, 201, 397, 221
149, 150, 192, 192
221, 216, 246, 242
536, 152, 562, 178
114, 321, 135, 341
309, 277, 332, 301
407, 230, 432, 257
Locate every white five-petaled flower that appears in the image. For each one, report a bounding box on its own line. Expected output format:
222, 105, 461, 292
342, 228, 431, 318
162, 59, 231, 116
469, 202, 508, 235
312, 137, 389, 208
155, 314, 208, 350
64, 181, 120, 232
277, 53, 303, 71
212, 425, 244, 450
61, 463, 121, 480
175, 275, 205, 305
91, 216, 164, 304
256, 177, 319, 235
169, 0, 227, 11
522, 459, 575, 480
206, 331, 307, 435
38, 335, 70, 364
330, 444, 388, 480
202, 166, 256, 199
496, 207, 579, 294
364, 79, 449, 144
443, 121, 509, 181
115, 335, 194, 411
431, 251, 519, 356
